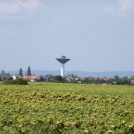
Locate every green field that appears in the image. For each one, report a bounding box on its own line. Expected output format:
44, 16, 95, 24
0, 83, 134, 134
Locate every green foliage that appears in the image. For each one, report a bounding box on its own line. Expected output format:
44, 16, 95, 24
2, 79, 28, 85
114, 75, 119, 81
49, 75, 64, 83
0, 83, 134, 133
1, 70, 4, 74
106, 78, 114, 84
27, 67, 31, 76
83, 77, 97, 84
116, 78, 131, 85
82, 77, 131, 85
54, 75, 63, 82
0, 77, 13, 81
36, 76, 45, 82
19, 68, 23, 76
130, 75, 134, 80
1, 76, 6, 81
7, 77, 13, 81
13, 79, 28, 85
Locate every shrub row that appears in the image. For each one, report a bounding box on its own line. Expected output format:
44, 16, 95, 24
2, 78, 28, 85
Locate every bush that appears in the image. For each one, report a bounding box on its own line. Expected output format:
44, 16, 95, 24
3, 78, 28, 85
49, 75, 64, 83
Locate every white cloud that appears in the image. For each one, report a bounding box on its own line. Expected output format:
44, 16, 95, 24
104, 0, 134, 15
118, 0, 134, 12
0, 0, 42, 16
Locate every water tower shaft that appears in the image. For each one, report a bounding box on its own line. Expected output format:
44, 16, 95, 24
56, 56, 70, 77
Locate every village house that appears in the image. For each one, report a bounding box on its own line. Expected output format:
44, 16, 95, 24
12, 74, 40, 82
101, 77, 110, 81
12, 74, 23, 80
131, 80, 134, 85
23, 76, 40, 82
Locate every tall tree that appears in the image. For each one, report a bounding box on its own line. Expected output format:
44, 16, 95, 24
19, 68, 23, 76
2, 70, 4, 74
27, 67, 31, 76
114, 75, 119, 81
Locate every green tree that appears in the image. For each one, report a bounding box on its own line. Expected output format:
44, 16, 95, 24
7, 77, 13, 81
2, 76, 6, 81
130, 75, 134, 80
3, 78, 28, 85
106, 78, 114, 84
116, 78, 131, 85
36, 76, 45, 82
27, 67, 31, 76
49, 75, 64, 82
1, 70, 4, 74
54, 75, 63, 82
19, 68, 23, 76
83, 77, 90, 83
114, 75, 119, 81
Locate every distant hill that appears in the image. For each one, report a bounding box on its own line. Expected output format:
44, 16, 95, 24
9, 70, 134, 78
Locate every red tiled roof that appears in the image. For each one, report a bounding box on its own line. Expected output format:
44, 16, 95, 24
23, 76, 39, 80
13, 74, 23, 78
101, 77, 110, 81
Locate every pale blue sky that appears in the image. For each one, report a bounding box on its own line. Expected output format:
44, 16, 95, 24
0, 0, 134, 72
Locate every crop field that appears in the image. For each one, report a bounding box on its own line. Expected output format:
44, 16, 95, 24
0, 83, 134, 134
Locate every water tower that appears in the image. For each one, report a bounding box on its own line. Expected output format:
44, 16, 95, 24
56, 55, 71, 77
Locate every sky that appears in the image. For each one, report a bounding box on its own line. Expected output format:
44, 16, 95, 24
0, 0, 134, 72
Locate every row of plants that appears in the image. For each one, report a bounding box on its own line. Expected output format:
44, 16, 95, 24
0, 83, 134, 133
2, 79, 28, 85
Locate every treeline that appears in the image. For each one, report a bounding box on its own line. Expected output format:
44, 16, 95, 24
2, 79, 28, 85
82, 77, 131, 85
36, 75, 65, 83
36, 75, 133, 85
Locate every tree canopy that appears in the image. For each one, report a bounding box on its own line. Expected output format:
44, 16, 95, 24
19, 68, 23, 76
27, 67, 31, 76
